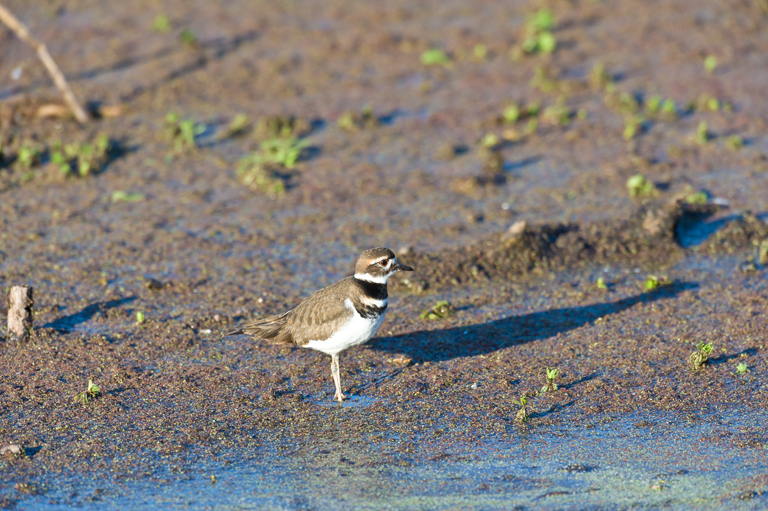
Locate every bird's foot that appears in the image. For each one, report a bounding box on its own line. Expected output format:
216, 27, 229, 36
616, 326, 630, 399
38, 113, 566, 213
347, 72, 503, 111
334, 391, 347, 403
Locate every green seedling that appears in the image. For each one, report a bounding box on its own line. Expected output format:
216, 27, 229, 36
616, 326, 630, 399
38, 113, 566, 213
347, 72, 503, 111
473, 44, 488, 60
596, 276, 607, 290
419, 300, 454, 320
695, 121, 710, 145
646, 95, 662, 114
236, 157, 287, 196
704, 55, 718, 74
725, 135, 743, 150
626, 174, 656, 198
688, 342, 713, 371
758, 240, 768, 266
165, 113, 205, 152
736, 362, 749, 375
224, 113, 251, 138
522, 9, 557, 54
420, 48, 451, 67
73, 379, 101, 406
136, 311, 145, 324
153, 14, 172, 32
589, 62, 613, 92
660, 99, 677, 119
643, 275, 671, 291
543, 104, 571, 126
685, 191, 708, 205
530, 65, 559, 92
258, 137, 308, 169
514, 395, 532, 423
111, 190, 146, 202
623, 115, 643, 140
541, 368, 560, 393
502, 103, 521, 123
480, 132, 501, 149
16, 144, 40, 169
53, 134, 111, 177
337, 106, 378, 132
527, 103, 540, 117
524, 118, 538, 135
181, 28, 197, 47
256, 115, 308, 139
706, 97, 719, 111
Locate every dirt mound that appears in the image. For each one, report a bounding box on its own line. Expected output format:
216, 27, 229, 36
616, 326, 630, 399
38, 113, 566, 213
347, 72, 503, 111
397, 200, 763, 292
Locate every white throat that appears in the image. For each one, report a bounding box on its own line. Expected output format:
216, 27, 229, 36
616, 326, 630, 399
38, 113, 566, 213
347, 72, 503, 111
353, 272, 392, 284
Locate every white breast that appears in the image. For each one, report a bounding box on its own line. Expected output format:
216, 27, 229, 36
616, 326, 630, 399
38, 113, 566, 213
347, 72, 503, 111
302, 298, 386, 355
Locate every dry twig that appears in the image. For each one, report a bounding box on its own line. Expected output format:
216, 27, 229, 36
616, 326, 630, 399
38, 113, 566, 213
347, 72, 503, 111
0, 3, 89, 123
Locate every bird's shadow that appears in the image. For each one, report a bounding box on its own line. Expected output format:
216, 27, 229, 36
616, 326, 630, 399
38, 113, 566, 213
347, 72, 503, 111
44, 297, 136, 332
371, 282, 698, 363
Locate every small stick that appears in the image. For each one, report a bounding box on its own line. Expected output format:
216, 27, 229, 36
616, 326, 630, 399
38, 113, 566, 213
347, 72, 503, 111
0, 3, 89, 123
7, 286, 34, 342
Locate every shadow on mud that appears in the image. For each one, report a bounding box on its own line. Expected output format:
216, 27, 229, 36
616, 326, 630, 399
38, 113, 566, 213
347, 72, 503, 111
45, 297, 136, 332
372, 282, 698, 363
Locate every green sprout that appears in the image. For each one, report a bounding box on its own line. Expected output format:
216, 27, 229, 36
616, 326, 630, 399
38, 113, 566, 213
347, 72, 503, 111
473, 44, 488, 60
73, 379, 101, 406
685, 191, 708, 205
502, 103, 521, 123
623, 115, 644, 140
180, 28, 197, 47
643, 275, 671, 291
111, 190, 146, 202
589, 62, 613, 91
725, 135, 743, 150
419, 300, 454, 320
420, 48, 452, 67
480, 132, 501, 149
258, 137, 308, 169
153, 14, 172, 32
736, 362, 749, 375
224, 113, 251, 138
626, 174, 656, 198
689, 342, 714, 371
660, 99, 677, 119
514, 395, 532, 423
136, 311, 145, 324
236, 157, 287, 197
541, 368, 560, 393
53, 134, 111, 177
704, 55, 718, 74
759, 240, 768, 266
695, 121, 710, 145
165, 113, 206, 152
337, 106, 378, 132
596, 276, 607, 290
522, 9, 557, 54
543, 104, 571, 126
646, 95, 662, 114
16, 144, 40, 169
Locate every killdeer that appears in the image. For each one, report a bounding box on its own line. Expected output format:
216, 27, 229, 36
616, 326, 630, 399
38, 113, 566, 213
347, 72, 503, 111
228, 247, 414, 402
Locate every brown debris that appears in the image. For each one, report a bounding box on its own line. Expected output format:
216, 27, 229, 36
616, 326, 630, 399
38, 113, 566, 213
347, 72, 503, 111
6, 285, 34, 342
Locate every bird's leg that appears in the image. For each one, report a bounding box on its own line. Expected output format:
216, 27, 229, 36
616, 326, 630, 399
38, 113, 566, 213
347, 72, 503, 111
330, 353, 346, 403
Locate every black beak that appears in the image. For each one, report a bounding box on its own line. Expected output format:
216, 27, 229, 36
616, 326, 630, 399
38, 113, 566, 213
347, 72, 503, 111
395, 263, 414, 272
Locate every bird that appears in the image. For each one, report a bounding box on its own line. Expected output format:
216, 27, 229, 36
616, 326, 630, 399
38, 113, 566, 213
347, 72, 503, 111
227, 247, 414, 403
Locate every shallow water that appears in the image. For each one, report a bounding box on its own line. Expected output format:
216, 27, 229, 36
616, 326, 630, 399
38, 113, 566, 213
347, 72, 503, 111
15, 409, 768, 510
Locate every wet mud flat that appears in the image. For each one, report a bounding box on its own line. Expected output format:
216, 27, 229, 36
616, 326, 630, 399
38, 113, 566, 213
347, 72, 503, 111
1, 0, 768, 508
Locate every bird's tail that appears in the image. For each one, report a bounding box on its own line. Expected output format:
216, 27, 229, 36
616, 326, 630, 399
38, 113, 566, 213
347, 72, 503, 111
225, 310, 292, 343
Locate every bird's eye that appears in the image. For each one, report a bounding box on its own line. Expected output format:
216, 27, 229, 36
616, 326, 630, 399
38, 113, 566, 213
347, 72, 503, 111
380, 259, 389, 266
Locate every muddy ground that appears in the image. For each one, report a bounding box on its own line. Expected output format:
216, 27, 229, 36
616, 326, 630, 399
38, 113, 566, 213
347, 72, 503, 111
1, 0, 767, 508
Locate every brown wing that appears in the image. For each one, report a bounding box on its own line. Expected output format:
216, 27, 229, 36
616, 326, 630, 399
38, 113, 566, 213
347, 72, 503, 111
239, 277, 354, 346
